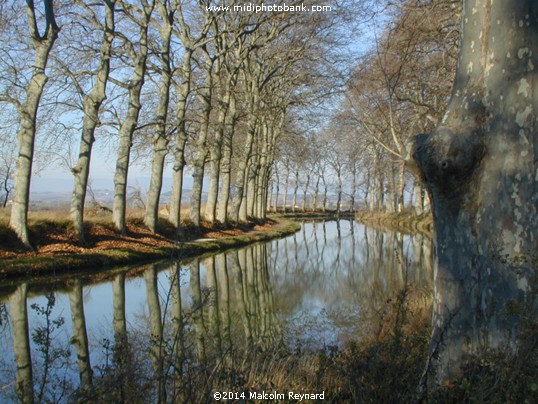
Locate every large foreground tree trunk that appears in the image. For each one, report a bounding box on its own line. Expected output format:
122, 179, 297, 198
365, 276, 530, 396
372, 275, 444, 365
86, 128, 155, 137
408, 0, 537, 386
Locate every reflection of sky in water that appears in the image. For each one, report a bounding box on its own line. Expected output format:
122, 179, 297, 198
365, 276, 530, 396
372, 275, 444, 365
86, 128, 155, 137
268, 220, 433, 349
0, 220, 433, 402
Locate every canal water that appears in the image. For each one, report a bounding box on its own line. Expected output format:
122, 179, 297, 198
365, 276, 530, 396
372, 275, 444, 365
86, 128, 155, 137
0, 220, 433, 402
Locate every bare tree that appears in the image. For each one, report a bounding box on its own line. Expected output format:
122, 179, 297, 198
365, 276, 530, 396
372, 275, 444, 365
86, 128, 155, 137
69, 0, 116, 242
6, 0, 60, 247
112, 0, 155, 233
168, 0, 213, 229
0, 136, 16, 208
144, 0, 174, 233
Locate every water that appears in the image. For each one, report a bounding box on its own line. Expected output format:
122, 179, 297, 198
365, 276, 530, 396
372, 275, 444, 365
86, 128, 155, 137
0, 220, 433, 402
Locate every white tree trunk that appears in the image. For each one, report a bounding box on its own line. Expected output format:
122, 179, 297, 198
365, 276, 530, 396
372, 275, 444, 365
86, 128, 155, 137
10, 1, 59, 248
189, 51, 213, 227
230, 116, 257, 222
169, 49, 192, 229
144, 4, 173, 232
112, 3, 153, 233
70, 0, 115, 242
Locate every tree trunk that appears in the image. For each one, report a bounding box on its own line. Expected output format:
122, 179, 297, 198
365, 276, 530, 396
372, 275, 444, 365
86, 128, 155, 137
230, 115, 257, 222
291, 169, 299, 213
205, 143, 221, 225
322, 181, 328, 212
10, 1, 59, 248
144, 4, 173, 232
246, 156, 259, 218
302, 173, 310, 212
189, 50, 213, 227
70, 0, 115, 243
282, 161, 290, 213
216, 128, 233, 224
408, 0, 538, 386
169, 49, 192, 229
350, 165, 356, 213
336, 170, 342, 215
205, 86, 230, 224
112, 3, 153, 233
313, 175, 320, 212
273, 169, 280, 212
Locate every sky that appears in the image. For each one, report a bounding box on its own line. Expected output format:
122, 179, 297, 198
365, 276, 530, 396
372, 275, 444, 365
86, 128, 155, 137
30, 159, 194, 194
27, 1, 387, 196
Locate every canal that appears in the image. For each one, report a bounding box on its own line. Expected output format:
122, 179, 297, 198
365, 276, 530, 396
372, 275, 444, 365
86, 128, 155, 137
0, 220, 433, 402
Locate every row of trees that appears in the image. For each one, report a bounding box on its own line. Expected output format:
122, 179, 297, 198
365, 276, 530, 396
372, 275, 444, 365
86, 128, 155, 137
267, 0, 460, 215
0, 0, 354, 247
1, 0, 460, 245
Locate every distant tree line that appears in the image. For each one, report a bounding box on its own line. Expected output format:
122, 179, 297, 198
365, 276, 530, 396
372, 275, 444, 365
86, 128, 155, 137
269, 0, 461, 215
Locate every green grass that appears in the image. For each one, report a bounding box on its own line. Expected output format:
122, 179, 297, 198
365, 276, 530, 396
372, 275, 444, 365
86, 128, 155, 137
0, 217, 301, 280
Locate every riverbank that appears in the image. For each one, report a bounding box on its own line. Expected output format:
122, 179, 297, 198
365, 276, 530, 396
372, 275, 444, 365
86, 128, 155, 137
0, 215, 300, 280
355, 209, 433, 237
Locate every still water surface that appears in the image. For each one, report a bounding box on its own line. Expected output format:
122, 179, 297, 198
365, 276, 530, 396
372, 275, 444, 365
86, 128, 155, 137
0, 220, 433, 402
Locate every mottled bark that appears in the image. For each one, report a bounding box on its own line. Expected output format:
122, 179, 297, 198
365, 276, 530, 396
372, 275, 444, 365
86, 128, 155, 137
272, 169, 280, 212
408, 0, 538, 386
216, 130, 233, 223
70, 0, 115, 243
245, 157, 259, 218
169, 49, 192, 228
302, 173, 310, 212
312, 174, 320, 212
230, 115, 257, 222
112, 2, 154, 233
205, 76, 231, 224
189, 49, 213, 227
291, 169, 299, 213
144, 3, 173, 232
10, 0, 59, 248
215, 88, 237, 223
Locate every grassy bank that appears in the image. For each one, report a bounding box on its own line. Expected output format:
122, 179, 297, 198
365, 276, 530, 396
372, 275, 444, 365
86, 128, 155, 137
355, 209, 433, 237
272, 209, 356, 220
0, 212, 300, 280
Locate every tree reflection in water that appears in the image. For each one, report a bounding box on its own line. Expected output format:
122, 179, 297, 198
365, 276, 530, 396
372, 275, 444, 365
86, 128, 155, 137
0, 221, 433, 402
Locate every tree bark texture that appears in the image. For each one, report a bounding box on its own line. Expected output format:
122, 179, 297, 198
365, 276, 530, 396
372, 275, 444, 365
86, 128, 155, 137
70, 0, 115, 243
408, 0, 538, 385
169, 49, 193, 229
144, 2, 173, 232
10, 1, 59, 248
189, 49, 213, 227
112, 2, 153, 233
